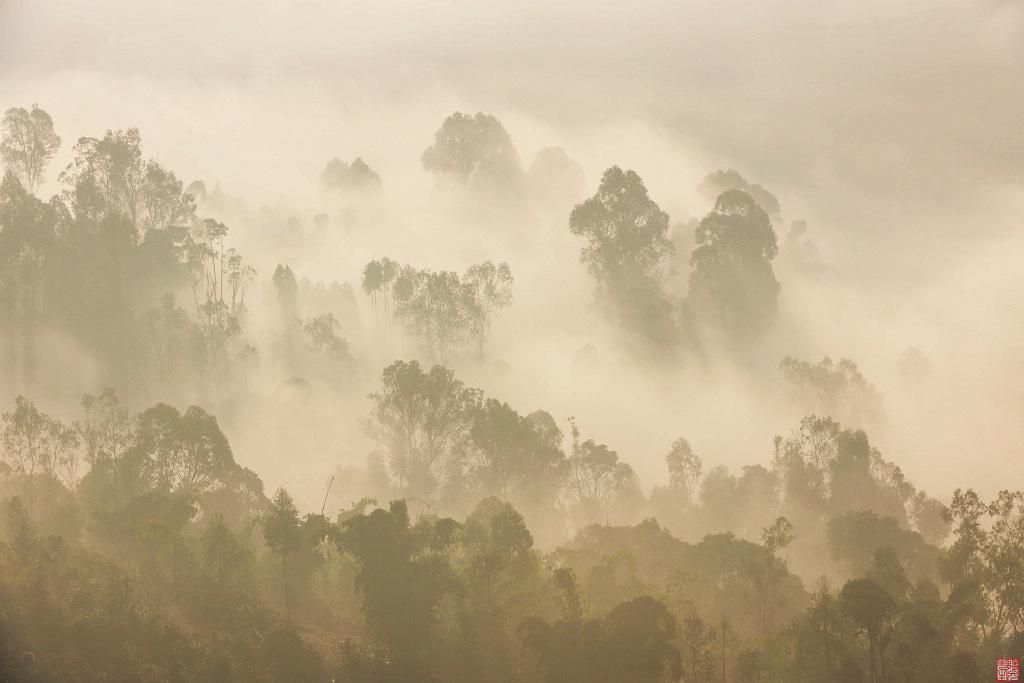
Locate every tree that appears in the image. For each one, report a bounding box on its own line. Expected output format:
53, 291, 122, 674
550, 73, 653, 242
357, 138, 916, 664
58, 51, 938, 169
60, 128, 145, 229
569, 166, 676, 349
320, 157, 382, 192
601, 596, 684, 683
181, 217, 253, 384
362, 360, 480, 498
142, 293, 196, 386
339, 500, 458, 679
867, 546, 912, 603
302, 313, 353, 366
361, 259, 384, 327
840, 578, 896, 683
0, 170, 61, 386
780, 356, 885, 431
569, 166, 673, 294
141, 159, 196, 232
826, 510, 940, 586
754, 516, 795, 635
1, 105, 61, 193
1, 396, 80, 517
665, 437, 702, 506
395, 269, 474, 365
463, 260, 513, 360
468, 400, 567, 507
421, 112, 523, 191
564, 419, 637, 526
698, 169, 781, 219
378, 257, 398, 332
687, 189, 780, 339
130, 403, 237, 497
76, 389, 136, 509
263, 488, 302, 619
522, 574, 682, 683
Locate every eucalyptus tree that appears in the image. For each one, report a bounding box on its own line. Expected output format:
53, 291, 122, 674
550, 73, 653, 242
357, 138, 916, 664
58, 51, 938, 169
687, 189, 780, 340
0, 396, 80, 518
665, 437, 702, 506
395, 269, 474, 365
422, 111, 523, 193
362, 360, 480, 499
569, 166, 676, 348
263, 488, 301, 619
0, 105, 62, 193
0, 170, 61, 385
361, 259, 384, 328
463, 260, 513, 360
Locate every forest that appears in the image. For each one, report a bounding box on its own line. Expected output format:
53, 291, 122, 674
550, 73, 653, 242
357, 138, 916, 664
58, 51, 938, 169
1, 2, 1023, 680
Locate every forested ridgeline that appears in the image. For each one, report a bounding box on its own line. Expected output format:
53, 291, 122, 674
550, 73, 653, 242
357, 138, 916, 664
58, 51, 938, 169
0, 383, 1020, 682
0, 106, 1021, 682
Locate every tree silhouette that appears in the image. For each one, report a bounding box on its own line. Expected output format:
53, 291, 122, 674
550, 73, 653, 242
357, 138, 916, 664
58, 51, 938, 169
422, 112, 523, 192
569, 166, 676, 348
840, 578, 896, 683
463, 260, 513, 360
1, 105, 62, 193
263, 488, 301, 619
687, 189, 780, 340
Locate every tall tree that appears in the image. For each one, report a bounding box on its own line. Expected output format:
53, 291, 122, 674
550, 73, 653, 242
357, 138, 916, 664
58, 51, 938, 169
468, 400, 567, 507
753, 516, 796, 635
76, 388, 136, 509
0, 105, 62, 193
569, 166, 676, 348
840, 578, 896, 683
564, 418, 637, 526
421, 111, 523, 191
263, 488, 302, 619
0, 171, 60, 386
130, 403, 237, 497
1, 396, 79, 518
361, 259, 384, 328
463, 260, 513, 360
362, 360, 480, 499
339, 500, 458, 679
569, 166, 673, 295
687, 189, 780, 340
665, 437, 702, 507
395, 269, 474, 365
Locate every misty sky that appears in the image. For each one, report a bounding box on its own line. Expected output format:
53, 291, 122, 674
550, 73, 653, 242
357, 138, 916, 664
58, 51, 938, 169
2, 0, 1023, 497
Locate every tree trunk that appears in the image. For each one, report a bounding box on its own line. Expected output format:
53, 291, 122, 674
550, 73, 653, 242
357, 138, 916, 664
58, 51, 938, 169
282, 554, 291, 620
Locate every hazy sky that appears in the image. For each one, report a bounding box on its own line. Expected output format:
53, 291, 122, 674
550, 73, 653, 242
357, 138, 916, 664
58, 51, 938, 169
3, 0, 1021, 262
2, 0, 1022, 498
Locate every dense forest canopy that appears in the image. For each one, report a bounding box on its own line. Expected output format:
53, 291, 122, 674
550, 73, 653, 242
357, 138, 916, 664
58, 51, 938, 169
1, 0, 1022, 681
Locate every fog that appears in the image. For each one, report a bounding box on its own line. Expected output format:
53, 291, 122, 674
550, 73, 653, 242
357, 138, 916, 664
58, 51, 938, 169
3, 1, 1024, 679
2, 0, 1023, 506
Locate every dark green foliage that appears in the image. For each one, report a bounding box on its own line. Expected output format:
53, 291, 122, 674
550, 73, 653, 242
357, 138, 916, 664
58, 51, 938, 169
520, 580, 683, 683
827, 510, 940, 581
339, 500, 459, 680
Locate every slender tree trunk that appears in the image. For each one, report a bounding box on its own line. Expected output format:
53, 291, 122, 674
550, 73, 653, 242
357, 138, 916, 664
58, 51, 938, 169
282, 554, 291, 620
869, 634, 877, 683
721, 618, 727, 683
